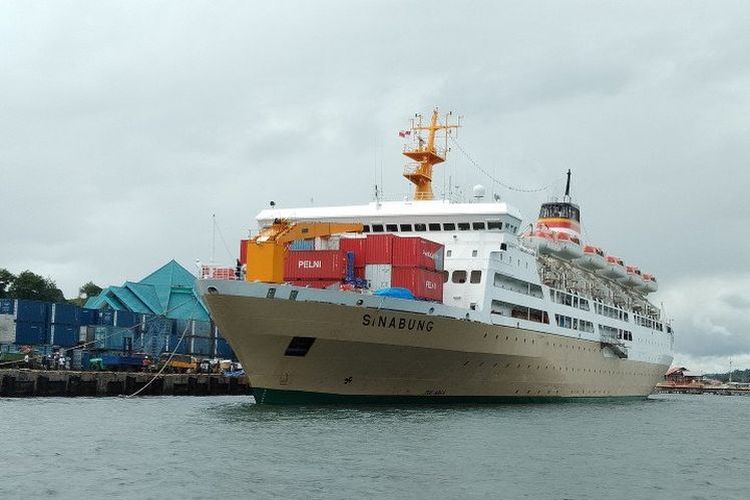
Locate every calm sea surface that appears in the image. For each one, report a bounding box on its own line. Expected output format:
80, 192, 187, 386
1, 394, 748, 499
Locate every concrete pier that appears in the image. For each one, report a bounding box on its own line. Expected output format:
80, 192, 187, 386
0, 369, 252, 397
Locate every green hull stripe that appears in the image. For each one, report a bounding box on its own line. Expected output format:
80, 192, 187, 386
252, 387, 649, 405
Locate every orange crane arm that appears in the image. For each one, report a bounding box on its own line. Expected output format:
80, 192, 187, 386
275, 222, 363, 243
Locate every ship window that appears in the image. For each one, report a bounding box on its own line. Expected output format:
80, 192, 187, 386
458, 222, 470, 231
284, 336, 316, 357
488, 221, 502, 230
362, 225, 370, 233
493, 273, 542, 298
500, 243, 507, 251
399, 224, 413, 232
452, 270, 467, 283
470, 271, 482, 284
428, 223, 441, 231
446, 250, 452, 257
414, 223, 427, 232
472, 250, 478, 257
442, 271, 449, 283
386, 224, 398, 232
443, 223, 456, 230
371, 224, 384, 233
472, 222, 486, 230
495, 301, 549, 323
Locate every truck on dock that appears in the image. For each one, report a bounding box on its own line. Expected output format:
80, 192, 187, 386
86, 353, 150, 372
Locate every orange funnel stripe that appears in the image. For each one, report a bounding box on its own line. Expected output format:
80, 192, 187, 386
537, 217, 581, 232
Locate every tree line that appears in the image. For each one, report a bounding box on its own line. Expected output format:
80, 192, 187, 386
0, 268, 102, 306
705, 369, 750, 384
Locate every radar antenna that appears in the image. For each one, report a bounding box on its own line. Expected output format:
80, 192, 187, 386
402, 109, 460, 200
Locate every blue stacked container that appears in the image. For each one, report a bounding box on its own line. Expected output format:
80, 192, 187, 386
190, 336, 211, 356
50, 303, 80, 325
289, 239, 315, 251
15, 322, 47, 345
50, 303, 81, 347
51, 324, 79, 347
115, 310, 137, 328
144, 316, 173, 357
15, 300, 50, 345
0, 298, 15, 315
79, 308, 99, 325
98, 309, 115, 326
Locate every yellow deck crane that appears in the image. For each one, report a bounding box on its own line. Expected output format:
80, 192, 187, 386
245, 219, 363, 283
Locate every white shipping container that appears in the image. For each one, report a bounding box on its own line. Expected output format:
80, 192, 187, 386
0, 315, 16, 344
365, 264, 392, 290
314, 235, 341, 250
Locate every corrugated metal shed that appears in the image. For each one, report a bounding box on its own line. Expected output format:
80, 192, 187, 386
85, 260, 210, 321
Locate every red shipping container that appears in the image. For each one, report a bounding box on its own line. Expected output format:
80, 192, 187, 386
339, 237, 368, 267
284, 250, 346, 280
364, 234, 394, 264
289, 280, 340, 289
239, 239, 249, 265
391, 267, 444, 302
392, 237, 444, 271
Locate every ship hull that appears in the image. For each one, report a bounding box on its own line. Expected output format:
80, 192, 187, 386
202, 285, 670, 405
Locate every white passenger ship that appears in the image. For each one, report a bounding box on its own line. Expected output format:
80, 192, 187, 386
198, 110, 674, 404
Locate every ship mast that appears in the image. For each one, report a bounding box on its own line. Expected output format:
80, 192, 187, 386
402, 109, 460, 200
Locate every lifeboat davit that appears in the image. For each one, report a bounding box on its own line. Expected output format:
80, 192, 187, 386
620, 265, 643, 287
552, 232, 584, 260
576, 245, 606, 270
641, 273, 658, 293
597, 255, 627, 281
523, 227, 560, 255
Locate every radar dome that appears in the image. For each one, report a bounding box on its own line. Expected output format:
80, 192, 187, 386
473, 184, 486, 200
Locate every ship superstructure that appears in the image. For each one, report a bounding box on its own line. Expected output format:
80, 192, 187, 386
198, 110, 674, 404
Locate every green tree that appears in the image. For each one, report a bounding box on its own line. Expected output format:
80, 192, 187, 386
79, 281, 102, 300
69, 281, 103, 306
8, 270, 65, 303
0, 268, 15, 298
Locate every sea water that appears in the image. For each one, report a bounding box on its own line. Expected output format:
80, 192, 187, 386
1, 394, 747, 499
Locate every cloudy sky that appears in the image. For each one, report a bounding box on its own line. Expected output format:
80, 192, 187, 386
1, 1, 748, 371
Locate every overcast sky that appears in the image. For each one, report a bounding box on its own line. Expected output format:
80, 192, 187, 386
1, 1, 748, 372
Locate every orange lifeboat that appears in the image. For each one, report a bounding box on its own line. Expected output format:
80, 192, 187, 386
522, 226, 561, 255
576, 245, 606, 270
641, 273, 658, 293
597, 255, 627, 281
621, 265, 643, 287
552, 232, 584, 260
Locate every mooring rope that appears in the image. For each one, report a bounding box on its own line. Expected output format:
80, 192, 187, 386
123, 300, 199, 398
448, 136, 557, 193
